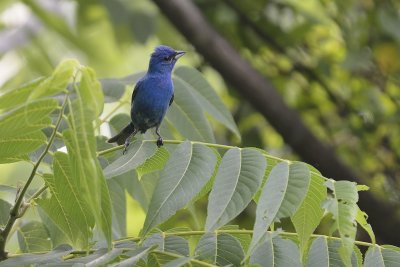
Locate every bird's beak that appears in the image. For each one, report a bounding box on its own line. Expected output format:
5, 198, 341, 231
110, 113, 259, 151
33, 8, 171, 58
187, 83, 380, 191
174, 51, 186, 60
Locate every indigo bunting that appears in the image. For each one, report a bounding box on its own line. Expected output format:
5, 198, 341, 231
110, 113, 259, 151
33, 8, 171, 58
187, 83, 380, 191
108, 45, 185, 154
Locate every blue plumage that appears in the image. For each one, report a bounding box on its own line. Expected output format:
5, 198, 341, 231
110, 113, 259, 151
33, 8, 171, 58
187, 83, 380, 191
108, 45, 185, 153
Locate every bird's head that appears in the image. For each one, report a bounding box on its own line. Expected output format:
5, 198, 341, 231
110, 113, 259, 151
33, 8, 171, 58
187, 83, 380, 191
148, 45, 185, 74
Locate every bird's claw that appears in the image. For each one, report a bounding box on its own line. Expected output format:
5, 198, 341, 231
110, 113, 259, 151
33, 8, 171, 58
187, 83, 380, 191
123, 139, 130, 155
156, 137, 163, 147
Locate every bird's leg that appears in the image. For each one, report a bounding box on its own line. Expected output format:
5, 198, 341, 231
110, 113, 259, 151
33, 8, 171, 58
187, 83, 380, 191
123, 128, 138, 155
155, 126, 163, 147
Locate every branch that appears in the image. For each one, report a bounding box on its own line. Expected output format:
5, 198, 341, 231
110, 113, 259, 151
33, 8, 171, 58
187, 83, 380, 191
151, 0, 400, 245
0, 94, 68, 261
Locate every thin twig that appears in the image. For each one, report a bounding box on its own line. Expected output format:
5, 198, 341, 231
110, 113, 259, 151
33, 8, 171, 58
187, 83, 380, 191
97, 139, 328, 182
0, 93, 69, 261
114, 229, 378, 248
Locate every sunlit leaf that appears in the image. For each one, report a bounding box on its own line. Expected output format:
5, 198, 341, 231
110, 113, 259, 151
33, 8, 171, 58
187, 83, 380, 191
29, 59, 79, 100
0, 99, 58, 139
79, 66, 104, 116
356, 207, 375, 244
292, 173, 326, 259
136, 146, 169, 179
64, 66, 112, 246
0, 131, 47, 163
0, 77, 44, 110
37, 154, 94, 248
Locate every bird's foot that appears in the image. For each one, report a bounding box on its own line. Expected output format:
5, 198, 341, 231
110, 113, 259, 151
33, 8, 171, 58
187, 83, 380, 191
156, 137, 163, 147
123, 139, 130, 155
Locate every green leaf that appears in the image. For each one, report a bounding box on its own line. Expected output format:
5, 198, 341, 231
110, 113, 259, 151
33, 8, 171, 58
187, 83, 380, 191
0, 131, 47, 163
79, 66, 104, 116
161, 257, 192, 267
110, 246, 156, 267
109, 113, 131, 135
0, 244, 73, 267
0, 99, 58, 139
17, 221, 52, 253
37, 153, 94, 248
205, 148, 266, 231
378, 9, 400, 42
306, 237, 329, 267
29, 59, 79, 100
174, 66, 240, 139
143, 233, 189, 256
142, 141, 216, 236
107, 178, 127, 239
166, 78, 215, 142
364, 245, 400, 267
195, 233, 244, 266
292, 173, 326, 259
116, 170, 159, 212
99, 72, 143, 103
136, 146, 170, 179
84, 248, 124, 267
323, 180, 358, 266
103, 140, 157, 178
37, 207, 71, 247
356, 207, 375, 244
0, 185, 18, 195
64, 67, 112, 246
249, 162, 289, 255
356, 185, 369, 191
0, 199, 11, 226
250, 236, 302, 267
0, 154, 30, 164
0, 77, 45, 111
99, 79, 126, 103
219, 225, 252, 253
276, 162, 311, 219
307, 237, 363, 267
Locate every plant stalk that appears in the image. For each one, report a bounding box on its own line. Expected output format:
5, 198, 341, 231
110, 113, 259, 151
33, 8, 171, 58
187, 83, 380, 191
0, 94, 68, 261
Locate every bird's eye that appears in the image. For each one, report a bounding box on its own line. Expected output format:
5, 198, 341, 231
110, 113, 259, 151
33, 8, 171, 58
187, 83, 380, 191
163, 56, 173, 62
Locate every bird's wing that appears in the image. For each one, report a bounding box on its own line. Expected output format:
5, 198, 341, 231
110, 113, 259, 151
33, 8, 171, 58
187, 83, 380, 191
169, 93, 174, 106
131, 79, 144, 104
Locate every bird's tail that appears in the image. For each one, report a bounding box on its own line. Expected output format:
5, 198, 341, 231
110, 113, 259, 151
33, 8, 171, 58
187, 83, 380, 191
108, 123, 136, 145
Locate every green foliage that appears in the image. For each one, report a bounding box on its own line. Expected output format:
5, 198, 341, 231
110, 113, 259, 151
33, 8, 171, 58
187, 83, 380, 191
0, 59, 398, 266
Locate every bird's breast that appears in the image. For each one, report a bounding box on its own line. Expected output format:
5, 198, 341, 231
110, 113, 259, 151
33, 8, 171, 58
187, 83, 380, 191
131, 76, 173, 130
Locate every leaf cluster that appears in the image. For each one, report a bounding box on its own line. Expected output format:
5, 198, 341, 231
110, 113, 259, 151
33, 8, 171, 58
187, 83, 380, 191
0, 60, 398, 266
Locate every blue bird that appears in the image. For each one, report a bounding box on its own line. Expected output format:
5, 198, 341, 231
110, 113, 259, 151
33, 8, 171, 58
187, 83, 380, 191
108, 45, 185, 153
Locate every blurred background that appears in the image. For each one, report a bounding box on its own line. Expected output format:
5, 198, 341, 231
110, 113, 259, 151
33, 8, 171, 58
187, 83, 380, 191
1, 0, 399, 247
